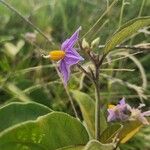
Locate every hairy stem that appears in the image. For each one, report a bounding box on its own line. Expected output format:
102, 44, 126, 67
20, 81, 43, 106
76, 64, 92, 80
55, 66, 79, 118
94, 65, 101, 140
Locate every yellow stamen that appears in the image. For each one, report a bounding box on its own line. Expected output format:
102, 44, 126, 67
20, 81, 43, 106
108, 104, 116, 109
49, 50, 66, 61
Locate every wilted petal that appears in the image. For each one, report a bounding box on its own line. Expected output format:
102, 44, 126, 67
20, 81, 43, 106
138, 115, 149, 125
142, 111, 150, 117
118, 112, 128, 121
59, 60, 70, 85
61, 27, 81, 51
127, 104, 132, 112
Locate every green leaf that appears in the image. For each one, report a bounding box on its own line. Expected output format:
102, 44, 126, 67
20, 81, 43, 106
100, 123, 122, 143
84, 140, 115, 150
119, 121, 143, 143
71, 90, 107, 138
0, 102, 52, 132
0, 112, 89, 150
104, 17, 150, 52
57, 146, 84, 150
71, 90, 95, 137
4, 40, 25, 58
57, 140, 116, 150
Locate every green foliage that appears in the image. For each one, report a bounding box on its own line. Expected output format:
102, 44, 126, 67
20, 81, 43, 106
0, 102, 52, 132
104, 17, 150, 52
0, 112, 89, 150
0, 0, 150, 149
4, 40, 25, 59
100, 124, 122, 143
57, 140, 115, 150
119, 121, 143, 143
84, 140, 114, 150
120, 126, 150, 150
57, 146, 84, 150
71, 90, 107, 138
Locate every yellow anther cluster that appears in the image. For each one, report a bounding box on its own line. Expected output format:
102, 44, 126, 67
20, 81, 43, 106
108, 104, 116, 109
49, 50, 65, 61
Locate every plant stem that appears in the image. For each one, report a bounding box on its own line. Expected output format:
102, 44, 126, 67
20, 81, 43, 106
55, 66, 79, 119
138, 0, 146, 17
65, 85, 79, 118
76, 64, 92, 81
118, 0, 125, 28
94, 65, 101, 140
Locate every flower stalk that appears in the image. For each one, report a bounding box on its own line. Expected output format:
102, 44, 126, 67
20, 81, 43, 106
79, 39, 107, 140
94, 65, 101, 140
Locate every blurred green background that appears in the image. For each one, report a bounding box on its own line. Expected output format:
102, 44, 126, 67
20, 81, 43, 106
0, 0, 150, 149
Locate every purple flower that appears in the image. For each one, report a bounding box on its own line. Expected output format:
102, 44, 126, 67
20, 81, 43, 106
107, 98, 150, 125
59, 27, 84, 85
43, 27, 84, 85
128, 105, 150, 125
107, 98, 129, 122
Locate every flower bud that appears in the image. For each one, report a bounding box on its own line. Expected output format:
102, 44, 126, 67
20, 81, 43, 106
82, 38, 90, 49
91, 37, 100, 48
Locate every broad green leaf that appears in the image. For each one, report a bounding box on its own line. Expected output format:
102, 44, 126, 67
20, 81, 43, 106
0, 102, 52, 132
71, 90, 95, 137
104, 17, 150, 52
119, 121, 143, 143
0, 112, 89, 150
71, 90, 107, 138
58, 140, 116, 150
57, 146, 84, 150
100, 124, 122, 143
84, 140, 114, 150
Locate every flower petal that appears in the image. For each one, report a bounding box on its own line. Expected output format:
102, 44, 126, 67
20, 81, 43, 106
59, 60, 70, 85
118, 112, 128, 121
64, 48, 84, 65
107, 109, 116, 122
61, 39, 69, 51
119, 98, 126, 105
61, 27, 81, 51
142, 111, 150, 117
138, 115, 149, 125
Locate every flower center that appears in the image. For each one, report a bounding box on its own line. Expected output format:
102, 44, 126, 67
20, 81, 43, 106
49, 50, 66, 61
